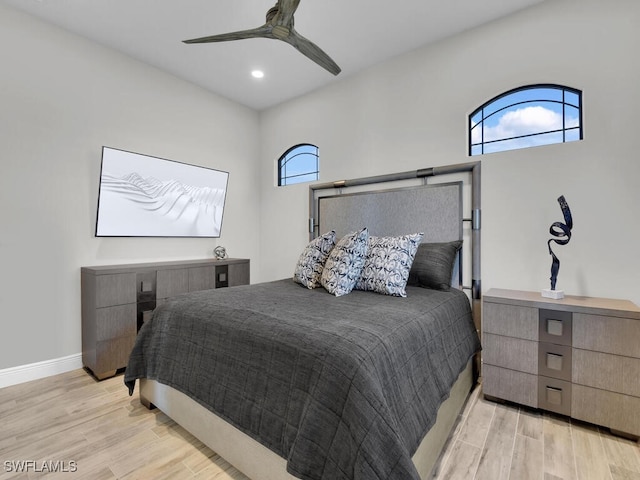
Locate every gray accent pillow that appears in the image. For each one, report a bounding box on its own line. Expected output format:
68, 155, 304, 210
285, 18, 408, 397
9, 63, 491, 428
407, 240, 462, 291
355, 233, 424, 297
293, 231, 337, 289
320, 228, 369, 297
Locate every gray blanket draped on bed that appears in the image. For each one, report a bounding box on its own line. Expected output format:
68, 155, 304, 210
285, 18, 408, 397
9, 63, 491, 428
124, 279, 480, 480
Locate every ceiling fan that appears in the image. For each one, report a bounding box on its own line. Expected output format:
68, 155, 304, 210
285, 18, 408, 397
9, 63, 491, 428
183, 0, 341, 76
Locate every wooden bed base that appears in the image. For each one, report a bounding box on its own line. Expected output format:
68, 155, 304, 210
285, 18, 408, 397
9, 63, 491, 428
139, 360, 474, 480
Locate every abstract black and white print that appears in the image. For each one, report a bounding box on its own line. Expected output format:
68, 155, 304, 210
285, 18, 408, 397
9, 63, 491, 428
96, 147, 228, 237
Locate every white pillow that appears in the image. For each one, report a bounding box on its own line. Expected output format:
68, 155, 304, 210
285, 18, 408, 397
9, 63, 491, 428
355, 233, 424, 297
293, 231, 337, 289
320, 228, 369, 297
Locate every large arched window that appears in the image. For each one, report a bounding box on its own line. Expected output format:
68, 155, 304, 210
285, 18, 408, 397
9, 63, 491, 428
469, 84, 582, 155
277, 144, 319, 186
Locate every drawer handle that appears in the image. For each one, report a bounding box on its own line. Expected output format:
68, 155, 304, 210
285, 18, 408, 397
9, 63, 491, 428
546, 353, 564, 371
547, 319, 564, 336
545, 386, 563, 405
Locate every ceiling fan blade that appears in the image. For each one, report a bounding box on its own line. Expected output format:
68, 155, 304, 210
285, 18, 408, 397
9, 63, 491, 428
273, 0, 301, 27
285, 30, 341, 75
183, 25, 272, 44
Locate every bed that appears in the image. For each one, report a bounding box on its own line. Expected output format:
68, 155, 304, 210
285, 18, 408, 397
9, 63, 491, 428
124, 162, 482, 480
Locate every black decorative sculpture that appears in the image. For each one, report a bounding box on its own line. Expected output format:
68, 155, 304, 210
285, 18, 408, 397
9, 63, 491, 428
547, 195, 573, 293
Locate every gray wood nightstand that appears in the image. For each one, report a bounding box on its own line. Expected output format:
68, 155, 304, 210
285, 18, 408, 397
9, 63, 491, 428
482, 288, 640, 439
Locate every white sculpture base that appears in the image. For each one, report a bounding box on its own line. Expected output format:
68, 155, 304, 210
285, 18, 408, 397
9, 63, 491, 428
542, 288, 564, 300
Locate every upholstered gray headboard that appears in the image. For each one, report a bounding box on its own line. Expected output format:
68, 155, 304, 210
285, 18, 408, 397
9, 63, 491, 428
308, 162, 481, 333
317, 182, 462, 242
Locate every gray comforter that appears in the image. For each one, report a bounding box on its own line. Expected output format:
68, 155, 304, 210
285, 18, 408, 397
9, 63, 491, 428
124, 279, 480, 480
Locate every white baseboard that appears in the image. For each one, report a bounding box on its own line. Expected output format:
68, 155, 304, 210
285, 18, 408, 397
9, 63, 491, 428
0, 353, 83, 389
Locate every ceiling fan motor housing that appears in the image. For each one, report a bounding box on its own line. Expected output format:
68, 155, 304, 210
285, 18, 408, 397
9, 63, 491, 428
272, 26, 290, 39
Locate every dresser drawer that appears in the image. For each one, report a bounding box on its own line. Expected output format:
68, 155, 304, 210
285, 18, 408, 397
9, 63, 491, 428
96, 304, 137, 341
94, 335, 136, 376
538, 376, 571, 416
573, 313, 640, 358
95, 273, 136, 307
483, 302, 538, 340
188, 266, 217, 292
157, 268, 190, 299
572, 384, 640, 437
483, 365, 538, 408
539, 309, 572, 346
483, 333, 537, 374
573, 348, 640, 397
228, 262, 251, 286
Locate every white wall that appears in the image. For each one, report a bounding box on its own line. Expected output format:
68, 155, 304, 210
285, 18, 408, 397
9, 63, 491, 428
259, 0, 640, 306
0, 5, 261, 371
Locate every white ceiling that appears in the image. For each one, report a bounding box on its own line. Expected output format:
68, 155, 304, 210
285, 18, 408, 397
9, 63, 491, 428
2, 0, 545, 111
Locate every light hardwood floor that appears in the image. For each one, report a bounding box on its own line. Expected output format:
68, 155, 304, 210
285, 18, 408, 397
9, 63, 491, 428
431, 384, 640, 480
0, 370, 638, 479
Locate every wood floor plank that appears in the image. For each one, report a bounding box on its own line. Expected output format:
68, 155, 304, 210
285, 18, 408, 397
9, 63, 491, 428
543, 413, 578, 479
195, 463, 249, 480
0, 465, 28, 480
474, 403, 518, 480
0, 436, 17, 455
455, 395, 495, 449
510, 433, 544, 480
448, 384, 482, 444
433, 439, 482, 480
1, 425, 89, 467
518, 407, 543, 441
0, 399, 16, 419
182, 445, 219, 476
572, 422, 612, 480
109, 432, 193, 478
193, 454, 250, 480
544, 473, 565, 480
602, 434, 640, 474
610, 465, 640, 480
459, 379, 482, 419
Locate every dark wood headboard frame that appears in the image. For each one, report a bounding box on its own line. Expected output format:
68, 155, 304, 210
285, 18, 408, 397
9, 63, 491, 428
308, 161, 481, 332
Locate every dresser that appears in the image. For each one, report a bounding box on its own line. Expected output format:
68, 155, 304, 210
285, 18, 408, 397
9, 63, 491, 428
482, 288, 640, 438
81, 258, 250, 380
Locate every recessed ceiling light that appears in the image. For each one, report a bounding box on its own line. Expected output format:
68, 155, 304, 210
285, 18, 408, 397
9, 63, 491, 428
251, 70, 265, 79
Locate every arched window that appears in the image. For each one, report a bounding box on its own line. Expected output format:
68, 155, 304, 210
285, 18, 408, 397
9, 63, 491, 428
469, 84, 582, 155
277, 144, 319, 186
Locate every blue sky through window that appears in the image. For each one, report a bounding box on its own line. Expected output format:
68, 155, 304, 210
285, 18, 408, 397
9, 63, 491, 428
470, 86, 581, 155
279, 144, 319, 186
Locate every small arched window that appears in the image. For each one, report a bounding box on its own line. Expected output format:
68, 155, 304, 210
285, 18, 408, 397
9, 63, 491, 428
469, 84, 582, 155
277, 144, 319, 186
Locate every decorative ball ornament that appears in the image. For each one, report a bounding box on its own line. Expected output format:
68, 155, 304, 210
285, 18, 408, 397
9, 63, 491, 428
214, 246, 227, 260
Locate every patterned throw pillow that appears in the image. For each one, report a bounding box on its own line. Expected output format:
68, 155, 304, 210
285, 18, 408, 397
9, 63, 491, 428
320, 228, 369, 297
355, 233, 424, 297
293, 231, 337, 289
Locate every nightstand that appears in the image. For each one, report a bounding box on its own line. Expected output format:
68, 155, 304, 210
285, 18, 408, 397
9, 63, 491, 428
482, 288, 640, 438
